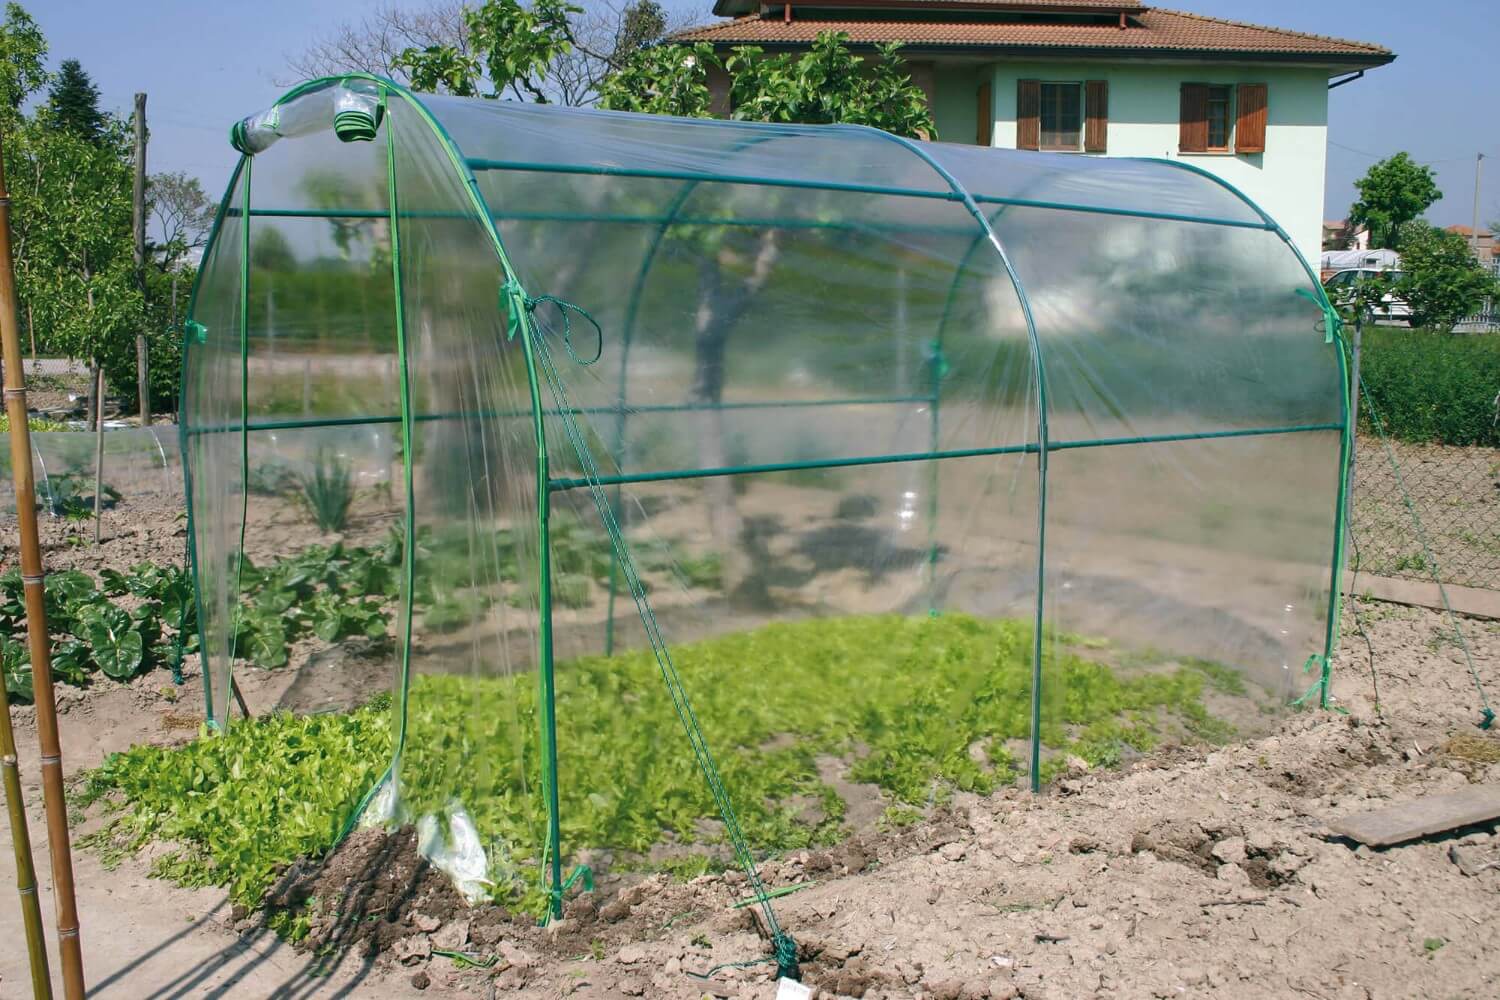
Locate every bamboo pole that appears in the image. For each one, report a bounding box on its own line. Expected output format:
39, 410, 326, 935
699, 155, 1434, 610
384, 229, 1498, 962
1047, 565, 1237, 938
0, 642, 51, 997
0, 128, 86, 1000
92, 365, 104, 545
0, 671, 51, 999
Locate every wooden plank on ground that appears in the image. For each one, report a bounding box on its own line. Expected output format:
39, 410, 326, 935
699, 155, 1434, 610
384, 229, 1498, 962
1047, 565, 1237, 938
1344, 572, 1500, 621
1331, 786, 1500, 847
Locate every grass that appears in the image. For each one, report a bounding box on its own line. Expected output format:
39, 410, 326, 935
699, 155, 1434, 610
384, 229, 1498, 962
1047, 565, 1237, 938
80, 613, 1244, 920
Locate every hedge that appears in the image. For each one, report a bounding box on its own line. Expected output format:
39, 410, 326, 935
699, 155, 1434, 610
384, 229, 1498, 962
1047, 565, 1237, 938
1354, 327, 1500, 447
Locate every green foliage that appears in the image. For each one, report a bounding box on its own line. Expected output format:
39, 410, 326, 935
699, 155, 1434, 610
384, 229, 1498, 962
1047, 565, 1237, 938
600, 32, 936, 139
0, 561, 198, 701
596, 42, 717, 117
395, 0, 582, 102
1393, 224, 1500, 331
295, 450, 356, 533
0, 414, 70, 433
1355, 326, 1500, 446
0, 3, 47, 124
1348, 153, 1441, 251
44, 58, 105, 143
725, 35, 935, 138
84, 614, 1239, 917
230, 541, 400, 669
9, 71, 141, 386
78, 706, 393, 908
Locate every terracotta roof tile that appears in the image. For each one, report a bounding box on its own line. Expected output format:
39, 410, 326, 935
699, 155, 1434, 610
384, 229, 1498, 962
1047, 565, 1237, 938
674, 6, 1392, 61
714, 0, 1143, 13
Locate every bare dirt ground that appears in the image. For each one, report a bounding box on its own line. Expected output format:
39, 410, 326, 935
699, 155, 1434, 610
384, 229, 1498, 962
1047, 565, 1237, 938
2, 437, 1499, 999
1, 594, 1497, 999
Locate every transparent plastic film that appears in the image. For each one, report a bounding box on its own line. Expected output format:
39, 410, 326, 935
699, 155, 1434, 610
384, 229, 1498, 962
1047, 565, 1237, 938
383, 96, 550, 911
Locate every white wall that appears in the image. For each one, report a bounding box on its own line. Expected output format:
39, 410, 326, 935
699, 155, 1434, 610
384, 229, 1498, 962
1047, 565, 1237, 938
980, 62, 1330, 263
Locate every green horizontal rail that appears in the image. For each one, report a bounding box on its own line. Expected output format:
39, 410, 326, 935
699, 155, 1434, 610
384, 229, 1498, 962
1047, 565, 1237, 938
465, 157, 964, 204
465, 159, 1275, 231
183, 394, 934, 437
231, 205, 978, 236
969, 194, 1271, 231
547, 422, 1341, 492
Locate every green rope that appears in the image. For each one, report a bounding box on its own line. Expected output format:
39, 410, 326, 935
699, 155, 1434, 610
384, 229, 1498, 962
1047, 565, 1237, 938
1357, 372, 1494, 729
527, 322, 799, 981
501, 281, 602, 365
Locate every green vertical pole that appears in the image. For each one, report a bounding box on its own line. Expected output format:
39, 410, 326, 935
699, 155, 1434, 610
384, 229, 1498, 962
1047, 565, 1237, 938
384, 94, 420, 800
223, 156, 253, 725
539, 479, 563, 917
512, 288, 564, 918
1320, 299, 1352, 707
925, 335, 943, 614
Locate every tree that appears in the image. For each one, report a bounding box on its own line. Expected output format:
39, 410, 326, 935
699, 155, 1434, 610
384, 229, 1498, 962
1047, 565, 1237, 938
0, 2, 46, 124
1394, 223, 1500, 331
289, 0, 679, 107
148, 171, 215, 262
1348, 153, 1441, 251
284, 1, 473, 82
393, 0, 581, 101
44, 58, 105, 143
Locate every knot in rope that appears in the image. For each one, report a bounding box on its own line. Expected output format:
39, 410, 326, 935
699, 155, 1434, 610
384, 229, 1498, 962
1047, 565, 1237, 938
500, 279, 603, 365
1294, 287, 1339, 344
772, 931, 801, 981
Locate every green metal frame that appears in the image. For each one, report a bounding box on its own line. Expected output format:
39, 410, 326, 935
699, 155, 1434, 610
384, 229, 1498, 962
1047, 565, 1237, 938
179, 77, 1355, 942
178, 156, 248, 727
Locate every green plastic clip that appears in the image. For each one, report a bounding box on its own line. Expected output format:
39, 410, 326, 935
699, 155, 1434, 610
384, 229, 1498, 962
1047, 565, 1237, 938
927, 339, 950, 379
184, 319, 207, 344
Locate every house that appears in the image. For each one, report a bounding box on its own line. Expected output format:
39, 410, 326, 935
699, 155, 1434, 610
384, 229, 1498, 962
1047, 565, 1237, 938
1446, 226, 1496, 270
674, 0, 1394, 263
1323, 219, 1369, 252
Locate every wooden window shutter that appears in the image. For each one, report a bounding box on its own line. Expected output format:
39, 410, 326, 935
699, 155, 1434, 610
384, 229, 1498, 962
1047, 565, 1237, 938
1017, 79, 1040, 150
976, 80, 993, 146
1179, 83, 1208, 153
1084, 80, 1108, 153
1235, 83, 1267, 153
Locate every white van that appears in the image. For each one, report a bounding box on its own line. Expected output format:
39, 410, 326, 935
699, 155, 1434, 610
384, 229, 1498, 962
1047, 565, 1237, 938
1322, 268, 1413, 324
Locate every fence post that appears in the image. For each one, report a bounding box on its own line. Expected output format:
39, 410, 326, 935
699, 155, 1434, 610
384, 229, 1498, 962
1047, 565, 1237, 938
1344, 311, 1363, 583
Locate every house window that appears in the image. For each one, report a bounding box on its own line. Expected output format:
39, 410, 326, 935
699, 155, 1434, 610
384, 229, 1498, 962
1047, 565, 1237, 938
1205, 85, 1232, 150
1039, 82, 1082, 150
1181, 83, 1267, 155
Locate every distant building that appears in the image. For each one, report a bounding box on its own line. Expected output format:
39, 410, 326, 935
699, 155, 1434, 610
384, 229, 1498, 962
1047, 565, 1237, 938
1446, 225, 1496, 269
676, 0, 1395, 262
1323, 219, 1369, 252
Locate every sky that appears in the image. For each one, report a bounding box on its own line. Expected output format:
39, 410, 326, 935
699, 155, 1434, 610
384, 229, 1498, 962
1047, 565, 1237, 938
27, 0, 1500, 230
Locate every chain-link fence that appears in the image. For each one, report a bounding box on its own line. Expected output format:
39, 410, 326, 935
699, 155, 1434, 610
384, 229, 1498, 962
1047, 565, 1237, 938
1350, 437, 1500, 590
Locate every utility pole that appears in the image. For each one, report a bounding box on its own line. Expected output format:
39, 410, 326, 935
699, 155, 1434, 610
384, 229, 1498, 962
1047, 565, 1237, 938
133, 93, 149, 426
1472, 153, 1485, 256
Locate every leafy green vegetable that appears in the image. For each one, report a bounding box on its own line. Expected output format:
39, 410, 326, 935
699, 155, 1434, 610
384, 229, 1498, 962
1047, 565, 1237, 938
83, 614, 1250, 923
2, 635, 32, 701
76, 605, 145, 679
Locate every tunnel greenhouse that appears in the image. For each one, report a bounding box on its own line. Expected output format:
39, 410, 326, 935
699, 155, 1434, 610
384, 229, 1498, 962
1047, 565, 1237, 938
180, 75, 1350, 947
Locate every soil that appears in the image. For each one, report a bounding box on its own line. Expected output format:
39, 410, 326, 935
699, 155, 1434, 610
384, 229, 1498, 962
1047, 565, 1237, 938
1, 593, 1497, 999
3, 438, 1500, 997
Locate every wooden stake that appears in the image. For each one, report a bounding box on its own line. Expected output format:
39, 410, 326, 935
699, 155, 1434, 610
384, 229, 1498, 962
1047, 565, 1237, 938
133, 93, 149, 427
0, 127, 86, 1000
0, 636, 51, 998
92, 365, 104, 546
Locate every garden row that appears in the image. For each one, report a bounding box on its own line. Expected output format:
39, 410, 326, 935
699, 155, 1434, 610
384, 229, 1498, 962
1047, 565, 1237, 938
79, 612, 1250, 934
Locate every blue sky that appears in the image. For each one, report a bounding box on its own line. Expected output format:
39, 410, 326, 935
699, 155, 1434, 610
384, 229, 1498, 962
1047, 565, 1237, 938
29, 0, 1500, 229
